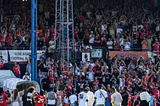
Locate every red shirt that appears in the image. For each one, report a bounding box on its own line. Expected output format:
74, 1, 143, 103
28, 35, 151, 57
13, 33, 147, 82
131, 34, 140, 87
74, 29, 79, 37
153, 42, 160, 52
0, 59, 4, 68
146, 32, 152, 38
66, 83, 72, 92
0, 37, 5, 45
153, 90, 160, 100
93, 65, 101, 73
144, 24, 149, 30
126, 78, 133, 89
93, 80, 99, 88
148, 82, 155, 92
6, 35, 13, 46
79, 15, 84, 21
128, 94, 132, 106
13, 65, 21, 75
0, 92, 8, 106
45, 35, 49, 43
52, 32, 59, 40
35, 94, 46, 106
48, 75, 54, 84
140, 32, 146, 38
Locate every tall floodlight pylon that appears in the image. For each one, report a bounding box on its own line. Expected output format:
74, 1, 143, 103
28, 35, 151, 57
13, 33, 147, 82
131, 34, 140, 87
54, 0, 74, 72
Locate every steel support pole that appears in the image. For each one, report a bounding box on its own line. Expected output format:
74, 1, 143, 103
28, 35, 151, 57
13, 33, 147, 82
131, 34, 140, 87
54, 0, 58, 49
71, 0, 75, 62
67, 0, 69, 72
31, 0, 38, 81
0, 0, 2, 28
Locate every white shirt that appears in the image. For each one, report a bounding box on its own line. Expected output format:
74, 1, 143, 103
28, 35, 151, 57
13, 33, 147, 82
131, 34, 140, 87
101, 24, 107, 32
87, 91, 95, 106
156, 24, 160, 31
64, 96, 69, 104
124, 41, 131, 50
95, 89, 108, 105
86, 12, 92, 18
107, 41, 113, 49
78, 91, 88, 106
88, 71, 94, 82
96, 15, 102, 21
119, 38, 124, 46
111, 91, 123, 106
77, 72, 85, 76
117, 28, 123, 34
69, 94, 77, 104
140, 91, 151, 102
109, 26, 115, 36
89, 34, 95, 44
23, 75, 30, 81
47, 92, 57, 105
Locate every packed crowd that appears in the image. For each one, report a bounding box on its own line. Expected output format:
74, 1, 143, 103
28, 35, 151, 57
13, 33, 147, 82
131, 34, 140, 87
1, 54, 160, 106
0, 0, 160, 52
0, 0, 160, 106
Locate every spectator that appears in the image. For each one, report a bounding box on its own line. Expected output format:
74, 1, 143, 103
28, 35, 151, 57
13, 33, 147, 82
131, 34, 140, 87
106, 38, 114, 50
141, 38, 148, 51
69, 90, 77, 106
124, 37, 131, 51
86, 87, 94, 106
153, 38, 160, 53
24, 87, 35, 106
149, 93, 156, 106
35, 89, 46, 106
93, 35, 101, 46
63, 93, 69, 106
121, 87, 129, 106
40, 52, 47, 62
139, 88, 151, 106
11, 89, 20, 106
13, 62, 21, 78
94, 84, 108, 106
47, 88, 57, 106
78, 88, 88, 106
23, 72, 30, 81
0, 56, 4, 69
41, 76, 50, 92
111, 87, 123, 106
0, 87, 8, 106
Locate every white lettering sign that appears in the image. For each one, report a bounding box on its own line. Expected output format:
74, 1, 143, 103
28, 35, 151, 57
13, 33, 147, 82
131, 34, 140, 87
0, 50, 8, 63
9, 50, 44, 62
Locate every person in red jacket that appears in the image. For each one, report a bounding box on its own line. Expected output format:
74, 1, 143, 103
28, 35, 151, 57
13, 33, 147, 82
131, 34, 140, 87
13, 62, 21, 78
0, 56, 4, 69
0, 87, 8, 106
153, 87, 160, 100
35, 89, 46, 106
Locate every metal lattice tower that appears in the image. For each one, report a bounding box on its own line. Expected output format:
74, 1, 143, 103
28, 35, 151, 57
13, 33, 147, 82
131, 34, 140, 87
54, 0, 74, 71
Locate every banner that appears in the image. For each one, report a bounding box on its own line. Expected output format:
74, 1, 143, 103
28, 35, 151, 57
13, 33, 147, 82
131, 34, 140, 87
91, 49, 103, 58
9, 50, 44, 62
0, 50, 8, 63
109, 51, 148, 59
82, 52, 90, 62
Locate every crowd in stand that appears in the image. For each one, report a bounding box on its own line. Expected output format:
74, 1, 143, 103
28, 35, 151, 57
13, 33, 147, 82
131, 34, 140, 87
0, 0, 160, 106
0, 0, 160, 52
